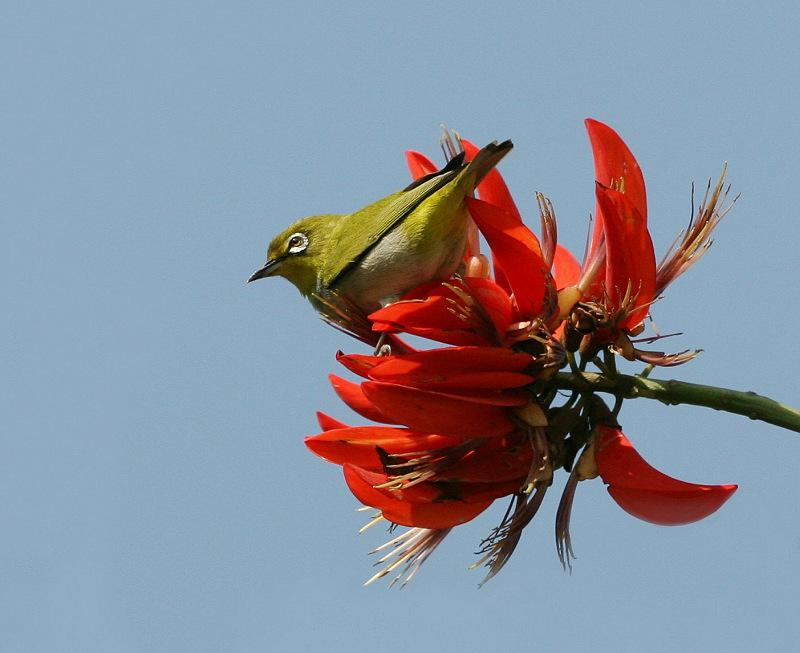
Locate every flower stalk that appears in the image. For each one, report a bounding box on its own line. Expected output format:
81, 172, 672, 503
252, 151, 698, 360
551, 371, 800, 433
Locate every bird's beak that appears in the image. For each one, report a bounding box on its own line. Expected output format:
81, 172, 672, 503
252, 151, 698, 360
247, 258, 281, 283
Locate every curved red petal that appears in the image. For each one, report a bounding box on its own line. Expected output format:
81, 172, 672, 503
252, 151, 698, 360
465, 197, 549, 318
401, 387, 529, 406
585, 119, 648, 279
405, 150, 438, 181
594, 184, 656, 329
368, 372, 534, 394
316, 411, 349, 431
329, 374, 394, 424
595, 425, 737, 525
455, 479, 525, 502
470, 278, 516, 328
305, 426, 462, 468
585, 119, 647, 222
368, 347, 534, 389
369, 278, 514, 346
607, 485, 737, 526
438, 436, 535, 483
552, 244, 582, 290
463, 140, 522, 220
372, 325, 490, 348
343, 464, 493, 528
335, 351, 381, 378
465, 197, 544, 259
361, 381, 516, 438
344, 465, 438, 502
375, 345, 533, 372
371, 297, 474, 332
345, 464, 517, 505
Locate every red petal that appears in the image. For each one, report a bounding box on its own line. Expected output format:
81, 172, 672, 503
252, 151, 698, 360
438, 435, 535, 483
316, 411, 349, 431
374, 327, 490, 348
594, 185, 656, 330
371, 299, 489, 346
466, 197, 549, 318
369, 278, 514, 346
595, 425, 737, 526
606, 486, 737, 526
305, 426, 462, 468
405, 150, 438, 181
345, 465, 516, 504
345, 465, 439, 502
371, 346, 533, 374
584, 120, 648, 283
364, 379, 528, 408
369, 372, 534, 395
335, 351, 380, 378
470, 278, 516, 328
361, 382, 516, 438
343, 464, 493, 528
329, 374, 393, 424
552, 244, 582, 290
585, 119, 647, 222
466, 196, 544, 259
455, 479, 525, 502
367, 346, 534, 390
463, 140, 522, 221
371, 295, 467, 332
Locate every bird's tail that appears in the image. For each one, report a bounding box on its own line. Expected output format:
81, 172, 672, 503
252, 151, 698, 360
466, 139, 514, 188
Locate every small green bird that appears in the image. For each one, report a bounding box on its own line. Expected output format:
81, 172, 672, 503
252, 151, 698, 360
248, 139, 513, 320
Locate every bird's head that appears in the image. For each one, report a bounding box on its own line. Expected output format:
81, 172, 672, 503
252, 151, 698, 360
248, 214, 338, 299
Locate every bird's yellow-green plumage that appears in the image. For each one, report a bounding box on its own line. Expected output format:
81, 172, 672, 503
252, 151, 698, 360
249, 139, 513, 318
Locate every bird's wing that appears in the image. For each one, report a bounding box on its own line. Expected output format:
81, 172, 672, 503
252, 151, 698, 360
324, 153, 467, 286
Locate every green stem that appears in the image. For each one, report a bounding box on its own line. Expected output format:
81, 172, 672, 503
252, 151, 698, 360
551, 372, 800, 434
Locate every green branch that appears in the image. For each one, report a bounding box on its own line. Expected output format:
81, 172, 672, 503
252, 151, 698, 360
551, 372, 800, 434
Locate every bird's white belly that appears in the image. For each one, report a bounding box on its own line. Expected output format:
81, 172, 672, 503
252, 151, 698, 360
334, 227, 467, 314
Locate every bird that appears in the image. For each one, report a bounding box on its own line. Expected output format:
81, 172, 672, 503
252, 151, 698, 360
248, 138, 513, 322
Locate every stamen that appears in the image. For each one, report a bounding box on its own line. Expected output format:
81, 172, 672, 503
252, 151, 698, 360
536, 192, 558, 268
365, 527, 451, 588
655, 165, 738, 294
439, 126, 463, 162
472, 484, 548, 585
443, 277, 506, 347
578, 231, 607, 294
555, 466, 580, 571
375, 440, 485, 490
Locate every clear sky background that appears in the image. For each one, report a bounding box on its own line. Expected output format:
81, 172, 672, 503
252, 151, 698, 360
2, 1, 799, 651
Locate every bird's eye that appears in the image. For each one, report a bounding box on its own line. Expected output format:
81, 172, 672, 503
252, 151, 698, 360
287, 233, 308, 254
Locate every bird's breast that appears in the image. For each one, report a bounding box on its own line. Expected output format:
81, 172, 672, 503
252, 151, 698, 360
333, 226, 468, 314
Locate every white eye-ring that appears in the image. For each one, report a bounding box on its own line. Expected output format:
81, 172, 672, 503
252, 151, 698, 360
287, 232, 308, 254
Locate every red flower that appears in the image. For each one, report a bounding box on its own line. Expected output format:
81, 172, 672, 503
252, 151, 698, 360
565, 120, 657, 343
304, 345, 547, 534
302, 123, 736, 585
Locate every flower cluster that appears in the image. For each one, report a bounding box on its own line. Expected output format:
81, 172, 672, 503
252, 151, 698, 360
305, 120, 737, 585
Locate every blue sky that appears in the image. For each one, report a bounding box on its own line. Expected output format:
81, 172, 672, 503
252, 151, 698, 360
2, 1, 799, 651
